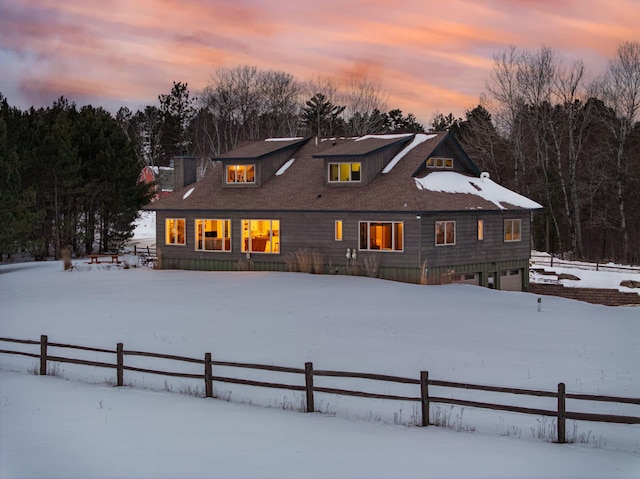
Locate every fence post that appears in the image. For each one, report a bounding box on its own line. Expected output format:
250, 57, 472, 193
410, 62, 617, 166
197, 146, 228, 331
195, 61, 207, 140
116, 343, 124, 387
204, 353, 213, 398
305, 362, 314, 413
420, 371, 429, 427
39, 335, 48, 376
557, 382, 566, 444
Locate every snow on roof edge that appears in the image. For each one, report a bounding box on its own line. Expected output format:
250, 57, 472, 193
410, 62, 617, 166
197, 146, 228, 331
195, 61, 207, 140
382, 134, 437, 174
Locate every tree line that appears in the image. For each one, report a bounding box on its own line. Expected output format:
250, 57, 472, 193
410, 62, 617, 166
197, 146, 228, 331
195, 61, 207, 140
0, 96, 153, 259
1, 42, 638, 263
444, 42, 640, 264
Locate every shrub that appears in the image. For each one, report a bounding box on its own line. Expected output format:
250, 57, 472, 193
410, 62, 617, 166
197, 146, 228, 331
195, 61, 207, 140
362, 254, 380, 278
61, 248, 72, 270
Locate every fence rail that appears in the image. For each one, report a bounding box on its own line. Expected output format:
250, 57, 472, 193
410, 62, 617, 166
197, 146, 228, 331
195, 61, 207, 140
1, 335, 638, 445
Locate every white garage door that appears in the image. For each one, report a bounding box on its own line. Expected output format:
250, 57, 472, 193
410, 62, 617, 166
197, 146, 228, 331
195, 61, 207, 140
500, 269, 522, 291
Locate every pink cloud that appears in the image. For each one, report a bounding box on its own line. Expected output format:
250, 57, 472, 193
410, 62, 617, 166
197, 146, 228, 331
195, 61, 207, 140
1, 0, 639, 124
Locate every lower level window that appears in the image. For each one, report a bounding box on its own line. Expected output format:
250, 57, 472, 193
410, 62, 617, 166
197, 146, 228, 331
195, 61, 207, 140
359, 221, 403, 251
504, 219, 521, 242
195, 219, 231, 251
435, 221, 455, 245
242, 219, 280, 253
165, 218, 185, 245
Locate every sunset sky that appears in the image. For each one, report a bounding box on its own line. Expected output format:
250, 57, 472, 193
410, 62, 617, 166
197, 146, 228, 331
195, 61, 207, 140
1, 0, 639, 124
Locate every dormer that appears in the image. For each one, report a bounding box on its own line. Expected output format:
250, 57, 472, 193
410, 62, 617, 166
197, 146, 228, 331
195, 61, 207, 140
312, 134, 414, 186
412, 133, 481, 177
215, 137, 308, 187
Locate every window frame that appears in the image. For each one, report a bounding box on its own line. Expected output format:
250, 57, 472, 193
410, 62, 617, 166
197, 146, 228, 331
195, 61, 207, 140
328, 162, 362, 183
241, 219, 280, 254
358, 221, 404, 252
165, 218, 186, 246
426, 157, 454, 169
226, 164, 256, 184
335, 220, 343, 241
435, 220, 456, 246
504, 219, 522, 242
194, 219, 232, 252
477, 219, 484, 241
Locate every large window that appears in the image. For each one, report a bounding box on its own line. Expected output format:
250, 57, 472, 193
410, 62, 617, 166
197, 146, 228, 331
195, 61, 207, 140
165, 218, 185, 245
195, 219, 231, 252
359, 221, 403, 251
242, 219, 280, 253
435, 221, 455, 246
226, 164, 255, 183
329, 162, 361, 183
504, 219, 521, 242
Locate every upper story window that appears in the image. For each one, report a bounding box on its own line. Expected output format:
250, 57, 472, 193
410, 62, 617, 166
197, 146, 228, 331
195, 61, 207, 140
195, 219, 231, 252
226, 164, 255, 184
359, 221, 403, 251
435, 220, 455, 246
426, 157, 454, 169
166, 218, 186, 245
504, 219, 521, 242
329, 162, 361, 183
242, 219, 280, 254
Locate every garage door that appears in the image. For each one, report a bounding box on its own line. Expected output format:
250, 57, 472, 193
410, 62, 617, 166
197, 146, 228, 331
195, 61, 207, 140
500, 269, 522, 291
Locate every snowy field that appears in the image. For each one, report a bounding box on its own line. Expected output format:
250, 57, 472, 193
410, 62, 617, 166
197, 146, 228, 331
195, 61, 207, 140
1, 254, 639, 478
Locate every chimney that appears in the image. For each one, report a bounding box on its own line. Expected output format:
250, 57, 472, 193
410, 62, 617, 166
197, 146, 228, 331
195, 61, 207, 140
173, 156, 197, 190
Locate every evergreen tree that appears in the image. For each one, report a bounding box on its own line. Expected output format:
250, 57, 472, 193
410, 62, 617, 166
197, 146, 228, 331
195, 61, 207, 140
301, 93, 345, 137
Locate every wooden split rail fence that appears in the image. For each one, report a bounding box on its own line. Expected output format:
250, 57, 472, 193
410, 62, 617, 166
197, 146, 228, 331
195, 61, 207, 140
1, 335, 639, 444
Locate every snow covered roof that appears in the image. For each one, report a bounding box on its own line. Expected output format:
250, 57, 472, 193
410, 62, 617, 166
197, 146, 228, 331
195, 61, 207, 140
149, 132, 542, 213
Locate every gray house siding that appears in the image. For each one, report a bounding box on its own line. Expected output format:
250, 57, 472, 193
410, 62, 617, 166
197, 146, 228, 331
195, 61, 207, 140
157, 209, 532, 289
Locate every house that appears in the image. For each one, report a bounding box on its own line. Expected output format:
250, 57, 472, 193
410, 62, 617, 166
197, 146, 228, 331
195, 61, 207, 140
146, 132, 542, 291
138, 164, 181, 202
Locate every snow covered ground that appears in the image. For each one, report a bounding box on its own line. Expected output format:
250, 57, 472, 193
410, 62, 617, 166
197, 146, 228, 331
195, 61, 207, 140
1, 255, 639, 478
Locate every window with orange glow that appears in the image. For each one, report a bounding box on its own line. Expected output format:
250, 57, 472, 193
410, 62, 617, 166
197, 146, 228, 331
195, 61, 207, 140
165, 218, 186, 245
504, 219, 521, 242
195, 219, 231, 251
335, 220, 343, 241
329, 162, 361, 182
477, 220, 484, 241
226, 164, 255, 183
241, 219, 280, 253
435, 221, 455, 246
359, 221, 403, 251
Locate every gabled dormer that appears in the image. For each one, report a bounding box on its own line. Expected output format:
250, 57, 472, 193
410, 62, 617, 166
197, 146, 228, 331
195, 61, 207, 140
312, 134, 414, 186
215, 137, 308, 187
412, 133, 481, 177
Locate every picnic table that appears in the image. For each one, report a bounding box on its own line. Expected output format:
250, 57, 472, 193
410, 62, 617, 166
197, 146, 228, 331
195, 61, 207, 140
87, 253, 121, 264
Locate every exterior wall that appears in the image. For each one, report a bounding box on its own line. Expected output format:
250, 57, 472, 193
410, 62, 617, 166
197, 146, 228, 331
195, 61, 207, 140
156, 209, 533, 290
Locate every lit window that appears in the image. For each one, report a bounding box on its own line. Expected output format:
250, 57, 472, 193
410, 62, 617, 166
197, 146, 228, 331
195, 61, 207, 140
226, 164, 255, 183
435, 221, 455, 246
504, 219, 521, 242
329, 162, 361, 183
477, 220, 484, 241
165, 219, 186, 245
242, 219, 280, 253
426, 157, 454, 169
335, 220, 343, 241
359, 221, 403, 251
195, 219, 231, 251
